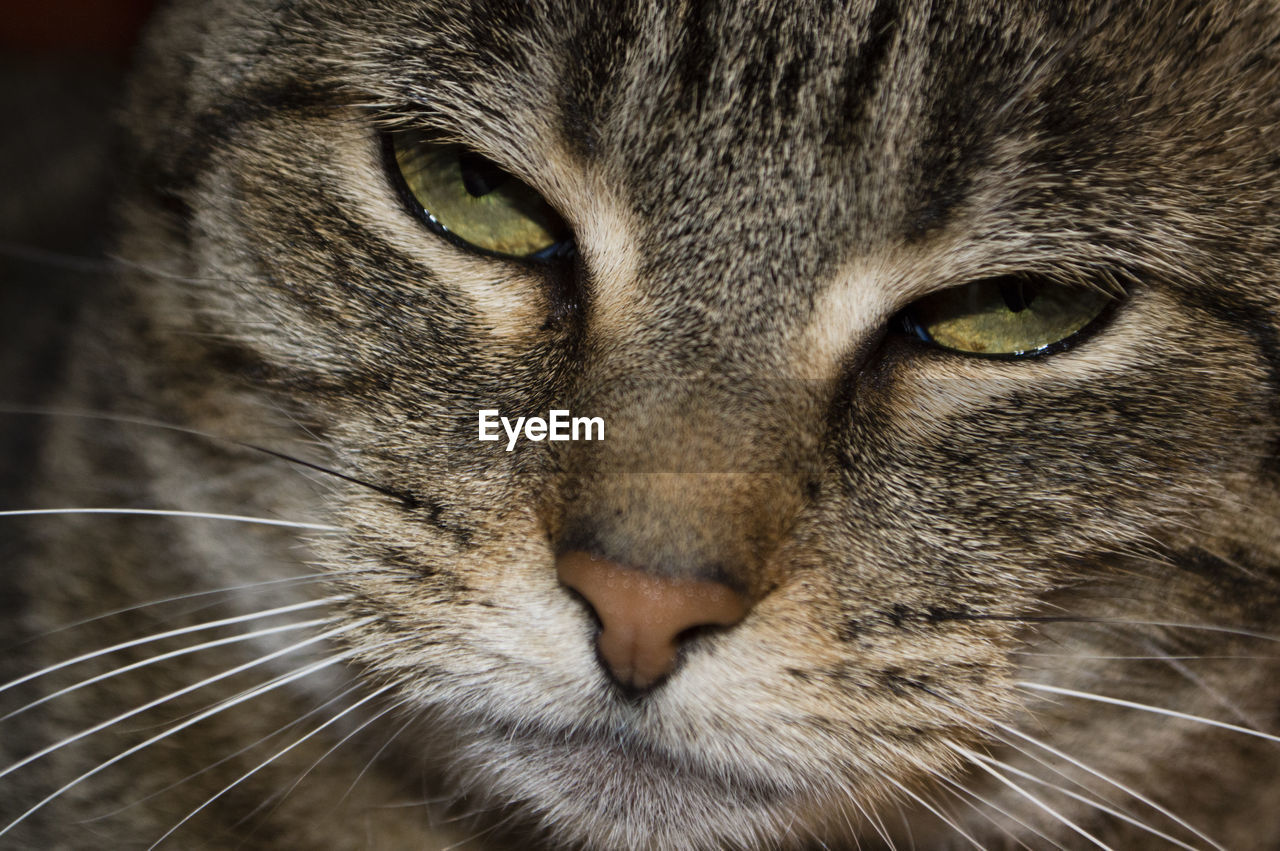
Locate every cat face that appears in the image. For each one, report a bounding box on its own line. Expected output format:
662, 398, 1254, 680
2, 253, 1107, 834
30, 0, 1280, 846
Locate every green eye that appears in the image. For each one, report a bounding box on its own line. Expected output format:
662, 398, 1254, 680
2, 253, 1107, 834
388, 129, 571, 260
900, 275, 1115, 357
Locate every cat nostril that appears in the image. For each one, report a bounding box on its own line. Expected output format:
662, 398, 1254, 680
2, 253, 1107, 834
555, 550, 750, 693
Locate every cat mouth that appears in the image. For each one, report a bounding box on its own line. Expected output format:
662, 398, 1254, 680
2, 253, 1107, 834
425, 687, 915, 848
447, 704, 793, 805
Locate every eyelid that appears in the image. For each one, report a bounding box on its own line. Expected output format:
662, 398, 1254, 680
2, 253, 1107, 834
895, 274, 1123, 359
381, 130, 574, 265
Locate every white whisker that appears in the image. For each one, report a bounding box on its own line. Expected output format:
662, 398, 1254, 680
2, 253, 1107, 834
913, 756, 1056, 850
8, 572, 340, 646
881, 775, 985, 851
1064, 621, 1280, 643
1149, 642, 1271, 733
437, 803, 526, 851
0, 508, 340, 532
149, 684, 402, 849
849, 793, 896, 850
2, 617, 335, 721
989, 721, 1224, 850
0, 244, 256, 284
935, 695, 1225, 851
1017, 681, 1280, 744
340, 714, 414, 803
961, 748, 1203, 850
243, 693, 410, 827
80, 683, 367, 822
826, 786, 860, 851
0, 403, 255, 448
892, 801, 917, 851
0, 404, 397, 502
953, 745, 1113, 850
0, 633, 408, 837
0, 597, 346, 695
0, 618, 371, 782
1012, 652, 1272, 661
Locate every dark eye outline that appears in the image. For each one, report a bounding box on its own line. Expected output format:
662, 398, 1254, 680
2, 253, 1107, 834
380, 131, 576, 265
892, 274, 1124, 360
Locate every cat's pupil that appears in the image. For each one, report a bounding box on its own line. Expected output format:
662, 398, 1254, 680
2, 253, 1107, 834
998, 277, 1039, 313
459, 152, 509, 197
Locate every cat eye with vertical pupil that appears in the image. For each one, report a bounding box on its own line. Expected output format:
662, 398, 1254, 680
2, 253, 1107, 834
387, 128, 572, 260
898, 275, 1116, 357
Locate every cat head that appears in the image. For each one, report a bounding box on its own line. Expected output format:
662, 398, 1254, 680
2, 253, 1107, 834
118, 0, 1280, 845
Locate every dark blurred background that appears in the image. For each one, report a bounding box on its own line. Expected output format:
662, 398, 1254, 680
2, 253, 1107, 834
1, 0, 161, 504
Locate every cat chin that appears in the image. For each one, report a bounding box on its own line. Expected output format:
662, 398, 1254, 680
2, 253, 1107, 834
439, 719, 831, 851
403, 698, 917, 851
352, 604, 992, 847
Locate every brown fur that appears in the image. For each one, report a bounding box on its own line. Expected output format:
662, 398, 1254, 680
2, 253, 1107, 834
5, 0, 1280, 848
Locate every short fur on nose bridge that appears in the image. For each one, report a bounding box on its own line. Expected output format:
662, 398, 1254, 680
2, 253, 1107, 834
556, 550, 750, 692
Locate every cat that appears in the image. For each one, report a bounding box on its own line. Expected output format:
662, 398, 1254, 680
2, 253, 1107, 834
4, 0, 1280, 848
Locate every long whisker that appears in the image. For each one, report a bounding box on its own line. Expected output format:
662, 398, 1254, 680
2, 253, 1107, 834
927, 690, 1225, 851
437, 803, 527, 851
1017, 681, 1280, 744
0, 242, 124, 274
340, 714, 414, 803
4, 571, 382, 661
969, 749, 1204, 850
0, 633, 410, 838
80, 683, 367, 822
149, 685, 403, 849
240, 693, 411, 828
1012, 652, 1274, 661
2, 617, 335, 721
0, 618, 371, 782
835, 788, 863, 851
866, 801, 899, 851
0, 404, 413, 504
928, 614, 1280, 643
5, 572, 334, 648
892, 801, 916, 851
931, 776, 1048, 849
953, 746, 1113, 851
881, 774, 986, 851
991, 722, 1222, 850
1148, 642, 1271, 732
0, 508, 340, 531
907, 753, 1056, 850
0, 597, 346, 695
1088, 621, 1280, 643
848, 793, 896, 850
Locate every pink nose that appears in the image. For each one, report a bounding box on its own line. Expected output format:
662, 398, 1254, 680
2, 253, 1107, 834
556, 550, 750, 691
